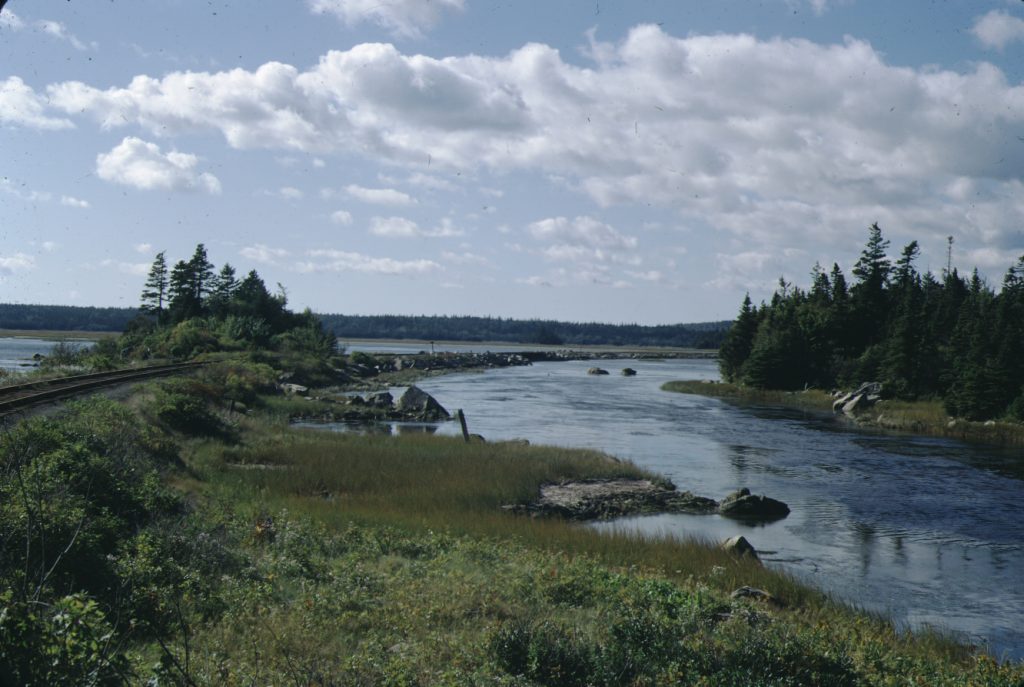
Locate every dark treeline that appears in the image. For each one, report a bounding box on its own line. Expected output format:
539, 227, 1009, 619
0, 303, 138, 332
2, 298, 729, 350
323, 314, 729, 349
719, 223, 1024, 421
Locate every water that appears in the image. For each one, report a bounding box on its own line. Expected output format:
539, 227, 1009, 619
0, 337, 93, 373
341, 339, 600, 355
324, 357, 1024, 660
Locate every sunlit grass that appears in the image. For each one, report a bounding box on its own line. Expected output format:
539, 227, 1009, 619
192, 422, 840, 612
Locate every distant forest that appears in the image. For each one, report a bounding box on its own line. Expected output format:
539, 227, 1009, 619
322, 314, 728, 348
0, 302, 728, 349
719, 223, 1024, 421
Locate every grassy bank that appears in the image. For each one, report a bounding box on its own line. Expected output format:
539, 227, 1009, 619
663, 379, 1024, 449
3, 377, 1023, 684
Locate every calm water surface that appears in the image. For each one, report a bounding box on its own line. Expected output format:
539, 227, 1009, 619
0, 337, 93, 372
358, 357, 1024, 661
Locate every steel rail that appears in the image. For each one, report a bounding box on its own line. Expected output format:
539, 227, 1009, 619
0, 362, 205, 417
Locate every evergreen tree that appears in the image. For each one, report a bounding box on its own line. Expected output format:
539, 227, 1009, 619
208, 263, 238, 317
140, 251, 169, 322
718, 294, 758, 382
187, 243, 216, 306
850, 222, 891, 350
167, 260, 200, 321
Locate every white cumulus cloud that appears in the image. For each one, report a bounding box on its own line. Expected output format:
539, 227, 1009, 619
370, 216, 463, 238
96, 137, 221, 194
60, 195, 90, 208
0, 253, 35, 275
241, 244, 290, 264
346, 184, 416, 205
308, 0, 465, 38
0, 76, 74, 129
330, 210, 353, 225
299, 249, 440, 275
34, 25, 1024, 279
528, 216, 638, 251
972, 10, 1024, 50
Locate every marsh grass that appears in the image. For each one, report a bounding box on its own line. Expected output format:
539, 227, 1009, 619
661, 379, 836, 411
194, 424, 852, 616
168, 420, 1024, 684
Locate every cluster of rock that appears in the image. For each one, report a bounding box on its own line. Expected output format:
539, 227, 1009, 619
832, 382, 883, 416
504, 480, 790, 523
389, 354, 532, 376
280, 382, 452, 422
587, 366, 638, 376
345, 385, 451, 421
503, 479, 719, 520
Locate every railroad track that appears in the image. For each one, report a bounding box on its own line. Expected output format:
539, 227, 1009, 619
0, 362, 206, 417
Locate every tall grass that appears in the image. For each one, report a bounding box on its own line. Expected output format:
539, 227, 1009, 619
197, 426, 831, 611
167, 416, 1024, 683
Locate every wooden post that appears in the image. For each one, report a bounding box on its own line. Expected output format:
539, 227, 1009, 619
457, 408, 470, 443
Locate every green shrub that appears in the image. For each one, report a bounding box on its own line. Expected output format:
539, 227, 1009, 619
152, 378, 225, 436
349, 351, 379, 368
0, 590, 130, 687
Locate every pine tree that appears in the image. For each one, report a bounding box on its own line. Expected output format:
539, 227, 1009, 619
140, 251, 169, 322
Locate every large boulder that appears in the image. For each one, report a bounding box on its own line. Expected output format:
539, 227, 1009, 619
621, 367, 637, 376
832, 382, 883, 415
587, 367, 610, 375
396, 385, 450, 421
722, 535, 760, 561
719, 488, 790, 522
366, 391, 394, 409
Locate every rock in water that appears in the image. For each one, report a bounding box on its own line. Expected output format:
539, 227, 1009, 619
719, 487, 790, 522
621, 367, 637, 376
722, 535, 760, 561
396, 385, 451, 420
587, 367, 610, 375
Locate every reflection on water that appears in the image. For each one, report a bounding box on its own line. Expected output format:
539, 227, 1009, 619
304, 357, 1024, 660
297, 420, 439, 437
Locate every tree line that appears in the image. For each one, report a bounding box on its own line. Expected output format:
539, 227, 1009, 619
321, 314, 728, 349
719, 223, 1024, 421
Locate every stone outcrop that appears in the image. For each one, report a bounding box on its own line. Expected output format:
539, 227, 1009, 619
504, 479, 719, 520
366, 391, 393, 408
718, 488, 790, 522
731, 586, 782, 606
396, 385, 450, 421
832, 382, 883, 416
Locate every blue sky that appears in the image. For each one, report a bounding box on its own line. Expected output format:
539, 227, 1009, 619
2, 0, 1023, 324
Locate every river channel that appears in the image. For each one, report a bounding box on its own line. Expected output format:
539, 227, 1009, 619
337, 355, 1024, 661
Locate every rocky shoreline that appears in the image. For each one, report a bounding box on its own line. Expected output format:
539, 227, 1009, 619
504, 481, 789, 523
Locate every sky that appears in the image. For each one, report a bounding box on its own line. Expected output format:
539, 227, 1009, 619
1, 0, 1023, 325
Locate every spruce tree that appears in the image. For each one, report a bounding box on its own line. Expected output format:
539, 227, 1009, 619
140, 251, 169, 322
718, 294, 758, 382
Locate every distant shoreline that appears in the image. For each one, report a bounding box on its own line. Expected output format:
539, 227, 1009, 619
0, 329, 117, 340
